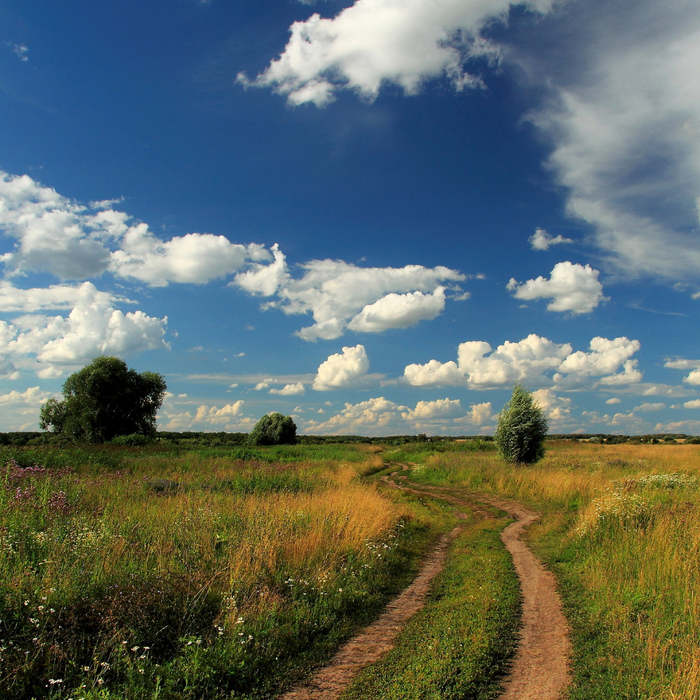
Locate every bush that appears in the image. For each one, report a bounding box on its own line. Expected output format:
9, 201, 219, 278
249, 413, 297, 446
494, 384, 548, 464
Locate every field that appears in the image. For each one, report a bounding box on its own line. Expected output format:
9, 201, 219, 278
1, 439, 699, 699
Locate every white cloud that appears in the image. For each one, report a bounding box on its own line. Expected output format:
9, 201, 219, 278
236, 256, 465, 341
605, 397, 621, 405
0, 295, 169, 367
347, 287, 446, 333
507, 261, 606, 314
684, 370, 700, 386
10, 44, 29, 62
531, 388, 572, 423
401, 398, 463, 421
0, 280, 123, 313
466, 401, 493, 426
522, 1, 700, 281
557, 337, 641, 381
404, 334, 642, 389
111, 227, 269, 287
0, 172, 117, 279
0, 170, 271, 285
683, 400, 700, 409
0, 386, 51, 406
0, 386, 53, 431
270, 382, 306, 395
159, 399, 255, 432
529, 228, 573, 251
664, 358, 700, 370
633, 402, 666, 413
306, 396, 407, 435
242, 0, 555, 106
313, 344, 371, 390
654, 420, 700, 435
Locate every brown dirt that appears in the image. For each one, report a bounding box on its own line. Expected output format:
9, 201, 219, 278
278, 465, 571, 700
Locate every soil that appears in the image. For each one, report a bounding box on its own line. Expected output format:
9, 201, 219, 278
278, 465, 571, 700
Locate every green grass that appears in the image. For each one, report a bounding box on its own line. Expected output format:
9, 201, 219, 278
341, 500, 520, 700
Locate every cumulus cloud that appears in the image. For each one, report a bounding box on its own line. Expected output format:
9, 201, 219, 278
159, 399, 256, 432
0, 293, 168, 369
664, 358, 700, 370
241, 0, 555, 106
111, 226, 270, 287
0, 170, 272, 285
684, 400, 700, 409
685, 370, 700, 386
521, 0, 700, 281
401, 398, 463, 421
529, 228, 573, 251
606, 397, 621, 405
238, 256, 465, 340
404, 334, 642, 389
270, 382, 306, 395
347, 288, 446, 333
633, 402, 666, 413
466, 401, 493, 426
306, 397, 407, 435
313, 344, 371, 390
0, 386, 53, 430
531, 388, 572, 423
0, 281, 123, 313
507, 262, 606, 314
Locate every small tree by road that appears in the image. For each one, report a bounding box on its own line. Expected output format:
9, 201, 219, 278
40, 356, 166, 443
249, 413, 297, 445
494, 384, 548, 464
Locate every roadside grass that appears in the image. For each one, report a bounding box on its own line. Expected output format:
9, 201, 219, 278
409, 441, 700, 700
0, 444, 427, 700
341, 494, 519, 700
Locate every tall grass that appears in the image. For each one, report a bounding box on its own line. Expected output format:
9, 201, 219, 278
0, 445, 420, 699
411, 441, 700, 699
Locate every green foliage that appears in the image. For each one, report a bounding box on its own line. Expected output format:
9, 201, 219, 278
39, 356, 166, 443
249, 412, 297, 446
494, 383, 548, 464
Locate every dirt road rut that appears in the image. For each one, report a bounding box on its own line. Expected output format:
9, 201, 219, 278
279, 466, 571, 700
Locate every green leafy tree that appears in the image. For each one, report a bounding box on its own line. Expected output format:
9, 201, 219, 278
249, 412, 297, 446
494, 383, 548, 464
39, 356, 166, 443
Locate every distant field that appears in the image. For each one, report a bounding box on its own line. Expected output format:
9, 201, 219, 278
2, 440, 699, 699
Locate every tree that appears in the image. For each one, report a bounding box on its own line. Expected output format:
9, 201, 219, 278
494, 384, 548, 464
40, 356, 167, 443
249, 413, 297, 446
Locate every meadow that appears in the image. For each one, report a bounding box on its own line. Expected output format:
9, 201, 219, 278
2, 438, 699, 699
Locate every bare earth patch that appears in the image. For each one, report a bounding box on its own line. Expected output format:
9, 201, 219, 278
278, 465, 571, 700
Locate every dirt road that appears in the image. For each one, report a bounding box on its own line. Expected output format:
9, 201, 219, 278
278, 466, 571, 700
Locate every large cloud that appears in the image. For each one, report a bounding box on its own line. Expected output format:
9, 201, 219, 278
111, 226, 270, 287
507, 262, 606, 314
313, 344, 371, 390
235, 250, 465, 340
0, 170, 270, 286
241, 0, 555, 106
521, 0, 700, 282
0, 291, 169, 373
403, 334, 642, 389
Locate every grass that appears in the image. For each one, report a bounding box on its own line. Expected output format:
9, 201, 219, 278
3, 439, 700, 699
0, 443, 430, 699
341, 494, 519, 700
408, 440, 700, 700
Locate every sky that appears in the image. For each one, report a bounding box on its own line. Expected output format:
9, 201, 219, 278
0, 0, 699, 437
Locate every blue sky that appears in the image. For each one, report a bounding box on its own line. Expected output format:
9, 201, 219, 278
1, 0, 699, 436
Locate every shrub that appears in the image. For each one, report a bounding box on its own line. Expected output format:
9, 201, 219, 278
494, 384, 548, 464
249, 413, 297, 446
